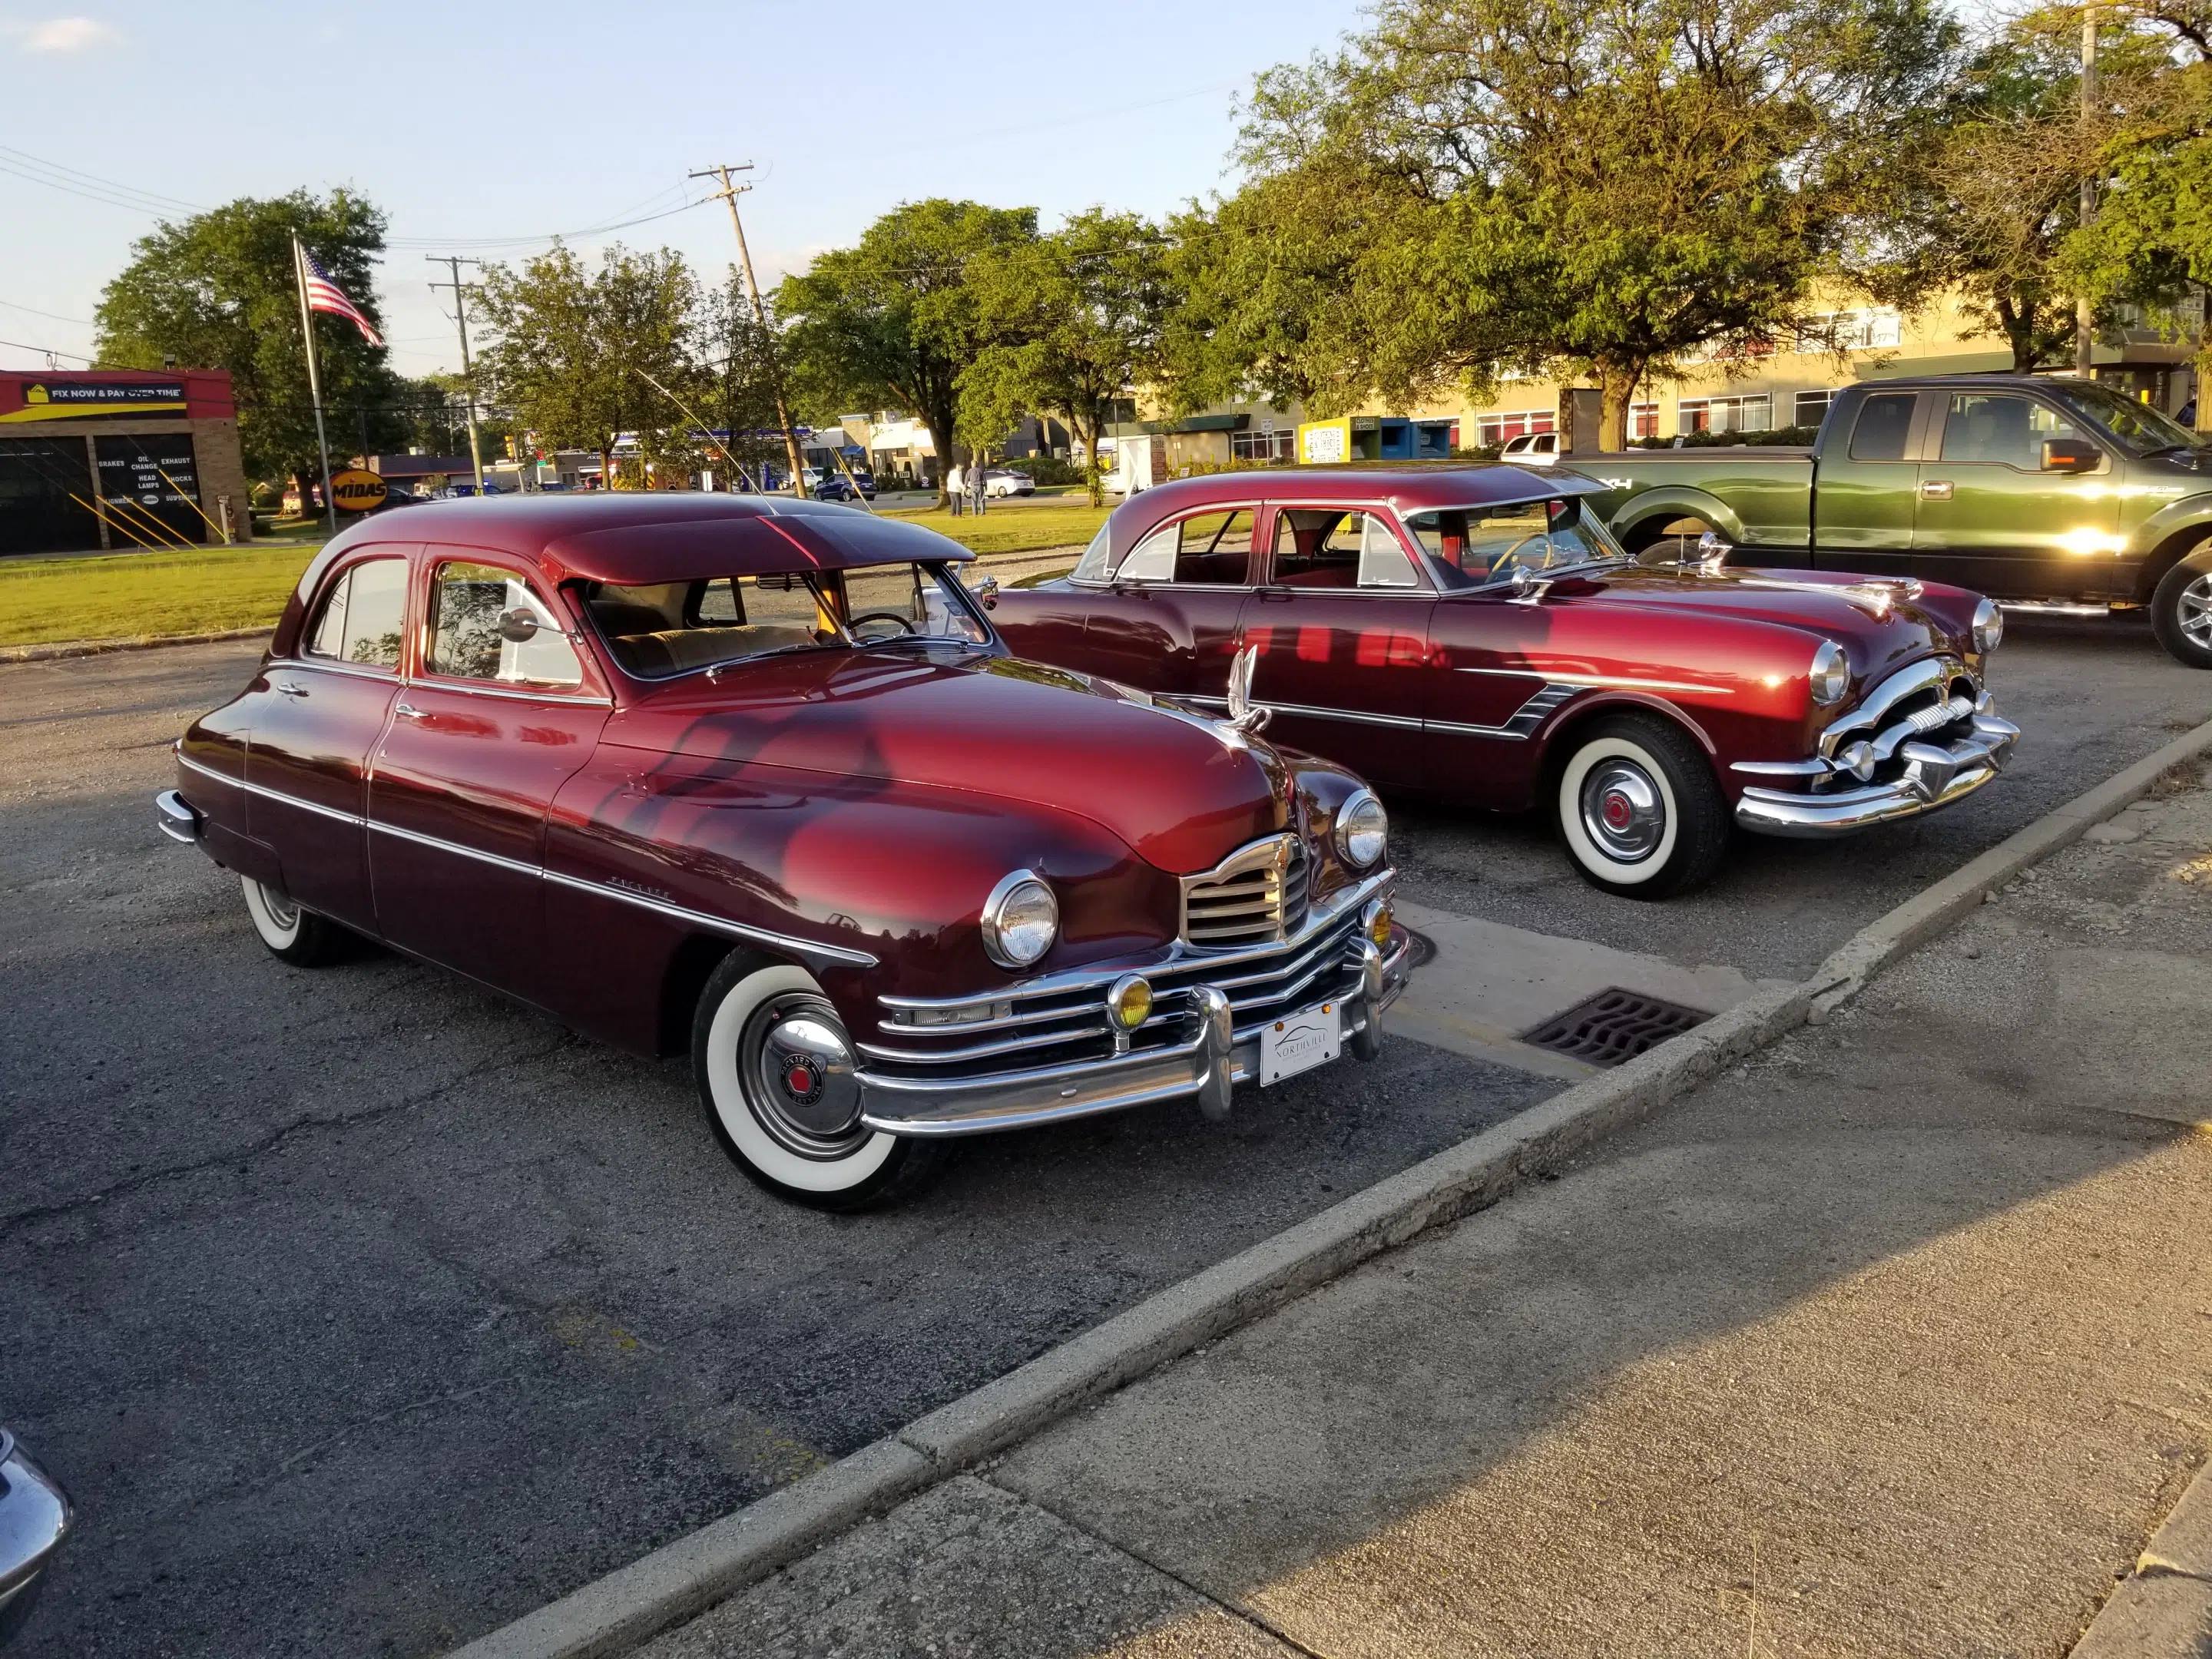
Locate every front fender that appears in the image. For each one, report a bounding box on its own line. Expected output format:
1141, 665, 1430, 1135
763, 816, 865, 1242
2127, 495, 2212, 595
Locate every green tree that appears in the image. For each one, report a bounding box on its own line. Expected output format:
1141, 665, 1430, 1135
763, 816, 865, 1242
690, 273, 801, 490
963, 210, 1173, 505
778, 200, 1037, 506
475, 243, 698, 488
1171, 0, 1959, 448
94, 189, 401, 504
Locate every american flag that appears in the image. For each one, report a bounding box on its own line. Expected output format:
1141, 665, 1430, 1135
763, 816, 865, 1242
300, 247, 385, 347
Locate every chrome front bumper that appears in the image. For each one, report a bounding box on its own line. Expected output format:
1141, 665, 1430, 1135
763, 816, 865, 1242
1735, 712, 2020, 837
0, 1429, 71, 1634
856, 913, 1414, 1139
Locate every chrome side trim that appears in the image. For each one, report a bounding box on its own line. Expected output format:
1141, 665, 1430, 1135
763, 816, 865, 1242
1730, 757, 1831, 779
401, 677, 611, 708
1252, 700, 1424, 732
277, 656, 400, 686
1540, 671, 1736, 696
174, 754, 879, 969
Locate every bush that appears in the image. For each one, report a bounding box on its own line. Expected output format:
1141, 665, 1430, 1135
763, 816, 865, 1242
1633, 424, 1820, 449
1451, 444, 1505, 461
1007, 454, 1084, 486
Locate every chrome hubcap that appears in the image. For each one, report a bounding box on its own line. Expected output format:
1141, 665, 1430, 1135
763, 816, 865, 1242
1581, 760, 1666, 862
741, 993, 865, 1157
261, 886, 300, 929
2180, 574, 2212, 648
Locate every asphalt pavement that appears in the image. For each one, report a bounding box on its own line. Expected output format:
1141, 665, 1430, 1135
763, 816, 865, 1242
1, 621, 2205, 1656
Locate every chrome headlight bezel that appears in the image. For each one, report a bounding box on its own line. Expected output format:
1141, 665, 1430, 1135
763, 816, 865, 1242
979, 869, 1058, 969
1335, 788, 1389, 869
1809, 639, 1850, 707
1972, 598, 2004, 654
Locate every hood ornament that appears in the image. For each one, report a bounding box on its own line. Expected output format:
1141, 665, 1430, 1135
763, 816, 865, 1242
1225, 644, 1272, 733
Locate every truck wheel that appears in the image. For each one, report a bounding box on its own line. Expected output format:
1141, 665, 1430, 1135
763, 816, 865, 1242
1555, 715, 1730, 899
692, 955, 942, 1211
2151, 547, 2212, 669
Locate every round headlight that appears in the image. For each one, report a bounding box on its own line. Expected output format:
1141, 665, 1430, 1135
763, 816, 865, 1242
980, 871, 1058, 969
1809, 639, 1850, 707
1972, 598, 2004, 655
1336, 789, 1389, 869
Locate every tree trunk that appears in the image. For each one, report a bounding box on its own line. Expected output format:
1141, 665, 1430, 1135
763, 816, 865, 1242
1996, 291, 2037, 373
291, 469, 318, 518
1075, 406, 1103, 506
1598, 366, 1640, 452
924, 412, 956, 511
599, 445, 614, 491
2197, 329, 2212, 435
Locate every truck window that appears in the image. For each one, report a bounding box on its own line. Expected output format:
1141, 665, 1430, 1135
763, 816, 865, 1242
1405, 498, 1621, 588
1848, 393, 1918, 462
1939, 394, 2087, 470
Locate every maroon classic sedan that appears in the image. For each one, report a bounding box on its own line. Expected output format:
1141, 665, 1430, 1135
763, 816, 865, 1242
988, 467, 2020, 896
154, 495, 1409, 1208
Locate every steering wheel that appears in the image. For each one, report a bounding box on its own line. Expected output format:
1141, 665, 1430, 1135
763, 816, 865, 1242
1485, 532, 1548, 581
848, 610, 917, 641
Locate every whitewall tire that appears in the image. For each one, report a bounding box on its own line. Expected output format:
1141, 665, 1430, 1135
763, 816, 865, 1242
691, 956, 940, 1210
240, 876, 345, 965
1554, 714, 1730, 899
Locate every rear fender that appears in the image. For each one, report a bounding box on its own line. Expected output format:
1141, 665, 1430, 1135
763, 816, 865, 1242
1604, 487, 1750, 551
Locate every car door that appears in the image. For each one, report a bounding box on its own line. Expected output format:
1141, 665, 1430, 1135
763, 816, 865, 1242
1240, 505, 1437, 787
1910, 389, 2121, 601
1073, 505, 1260, 698
367, 553, 611, 1002
1807, 389, 1926, 578
244, 550, 412, 930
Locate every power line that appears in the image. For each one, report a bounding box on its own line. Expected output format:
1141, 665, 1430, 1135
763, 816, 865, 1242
0, 336, 95, 363
0, 295, 97, 326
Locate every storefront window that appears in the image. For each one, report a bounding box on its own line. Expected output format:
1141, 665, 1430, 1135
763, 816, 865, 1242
1677, 395, 1773, 434
1229, 429, 1296, 462
1475, 410, 1555, 447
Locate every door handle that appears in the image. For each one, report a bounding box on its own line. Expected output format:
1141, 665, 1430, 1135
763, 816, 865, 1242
1920, 480, 1954, 501
393, 702, 424, 720
1257, 587, 1295, 602
274, 681, 308, 698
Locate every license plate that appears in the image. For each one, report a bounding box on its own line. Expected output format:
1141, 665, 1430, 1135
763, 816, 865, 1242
1259, 1000, 1343, 1086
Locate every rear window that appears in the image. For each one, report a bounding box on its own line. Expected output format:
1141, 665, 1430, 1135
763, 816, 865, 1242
305, 557, 407, 670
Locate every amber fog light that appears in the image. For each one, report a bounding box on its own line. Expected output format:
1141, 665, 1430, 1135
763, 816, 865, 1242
1362, 897, 1394, 950
1106, 974, 1153, 1030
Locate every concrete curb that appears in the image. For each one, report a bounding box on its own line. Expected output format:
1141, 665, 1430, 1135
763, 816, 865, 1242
2071, 1457, 2212, 1657
447, 716, 2212, 1659
0, 627, 271, 664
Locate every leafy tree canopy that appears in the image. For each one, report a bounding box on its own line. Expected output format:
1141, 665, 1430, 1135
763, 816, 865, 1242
94, 189, 401, 491
1168, 0, 1960, 445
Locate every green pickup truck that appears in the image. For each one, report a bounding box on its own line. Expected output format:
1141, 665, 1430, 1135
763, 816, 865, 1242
1571, 375, 2212, 667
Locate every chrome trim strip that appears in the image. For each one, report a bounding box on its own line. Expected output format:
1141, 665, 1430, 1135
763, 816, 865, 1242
278, 656, 400, 685
1730, 757, 1831, 778
175, 753, 880, 969
1255, 700, 1425, 731
1540, 671, 1735, 696
401, 677, 611, 708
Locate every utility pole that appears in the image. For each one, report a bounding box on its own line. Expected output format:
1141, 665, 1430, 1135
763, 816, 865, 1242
2077, 6, 2100, 377
427, 256, 487, 494
690, 161, 808, 497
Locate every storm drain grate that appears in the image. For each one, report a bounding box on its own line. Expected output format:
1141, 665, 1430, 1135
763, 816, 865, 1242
1522, 988, 1708, 1068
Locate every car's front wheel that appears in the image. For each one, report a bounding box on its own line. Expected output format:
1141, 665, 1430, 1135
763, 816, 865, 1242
692, 955, 941, 1210
2151, 545, 2212, 669
240, 876, 346, 965
1554, 714, 1730, 899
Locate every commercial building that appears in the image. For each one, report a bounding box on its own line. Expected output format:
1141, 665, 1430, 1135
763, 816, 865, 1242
0, 369, 250, 555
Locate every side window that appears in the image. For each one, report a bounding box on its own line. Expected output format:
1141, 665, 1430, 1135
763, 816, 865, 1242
1270, 509, 1402, 590
1071, 518, 1113, 584
1115, 508, 1256, 585
1940, 394, 2086, 469
304, 557, 407, 670
1848, 392, 1919, 462
426, 561, 583, 687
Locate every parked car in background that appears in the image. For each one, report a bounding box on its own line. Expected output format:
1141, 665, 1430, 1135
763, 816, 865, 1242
986, 467, 2018, 897
157, 495, 1410, 1209
1575, 375, 2212, 667
377, 485, 425, 511
1499, 432, 1560, 467
812, 472, 876, 503
985, 469, 1036, 498
0, 1427, 71, 1645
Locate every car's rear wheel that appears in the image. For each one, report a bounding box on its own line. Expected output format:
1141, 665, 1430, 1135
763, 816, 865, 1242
240, 876, 346, 965
1555, 714, 1730, 899
692, 956, 942, 1210
2151, 545, 2212, 669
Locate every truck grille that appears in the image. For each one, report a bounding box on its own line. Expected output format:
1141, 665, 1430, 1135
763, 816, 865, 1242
1180, 833, 1308, 948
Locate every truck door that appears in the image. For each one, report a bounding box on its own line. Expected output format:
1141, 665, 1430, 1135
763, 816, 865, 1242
1910, 389, 2121, 601
1809, 389, 1924, 578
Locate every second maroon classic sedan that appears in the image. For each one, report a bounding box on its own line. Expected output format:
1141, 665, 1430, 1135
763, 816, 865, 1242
988, 467, 2021, 896
154, 495, 1409, 1208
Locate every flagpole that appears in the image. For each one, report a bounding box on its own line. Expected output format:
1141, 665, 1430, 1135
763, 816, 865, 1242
292, 233, 338, 533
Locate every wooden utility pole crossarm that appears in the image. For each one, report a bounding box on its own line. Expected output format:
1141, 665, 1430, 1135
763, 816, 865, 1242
690, 162, 809, 497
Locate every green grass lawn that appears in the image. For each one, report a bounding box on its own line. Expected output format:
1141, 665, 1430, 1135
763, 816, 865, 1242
879, 500, 1108, 557
0, 537, 329, 649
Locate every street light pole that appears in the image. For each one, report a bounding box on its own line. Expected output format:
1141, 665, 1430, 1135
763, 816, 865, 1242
690, 162, 809, 498
428, 256, 486, 494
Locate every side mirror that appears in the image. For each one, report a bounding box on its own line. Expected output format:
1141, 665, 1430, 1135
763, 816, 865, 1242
2042, 439, 2100, 474
496, 608, 542, 644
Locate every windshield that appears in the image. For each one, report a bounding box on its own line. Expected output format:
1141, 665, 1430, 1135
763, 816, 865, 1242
583, 561, 990, 680
1403, 496, 1628, 590
2043, 381, 2203, 455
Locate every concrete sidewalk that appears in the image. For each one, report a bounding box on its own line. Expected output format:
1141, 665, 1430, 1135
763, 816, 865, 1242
639, 771, 2212, 1659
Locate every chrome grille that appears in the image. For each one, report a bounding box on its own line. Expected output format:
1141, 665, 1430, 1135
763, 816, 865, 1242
1816, 659, 1982, 790
1180, 833, 1308, 948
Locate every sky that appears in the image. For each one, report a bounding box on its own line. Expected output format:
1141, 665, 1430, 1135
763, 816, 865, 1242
0, 1, 1357, 379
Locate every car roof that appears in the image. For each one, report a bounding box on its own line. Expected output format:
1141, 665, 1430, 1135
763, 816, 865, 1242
313, 491, 972, 587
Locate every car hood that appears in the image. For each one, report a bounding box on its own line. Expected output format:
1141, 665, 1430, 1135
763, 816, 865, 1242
601, 647, 1290, 874
1560, 564, 1975, 661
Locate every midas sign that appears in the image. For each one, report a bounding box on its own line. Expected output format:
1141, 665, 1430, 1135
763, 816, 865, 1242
331, 469, 386, 512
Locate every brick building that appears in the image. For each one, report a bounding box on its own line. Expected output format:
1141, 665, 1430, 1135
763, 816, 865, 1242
0, 369, 252, 555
